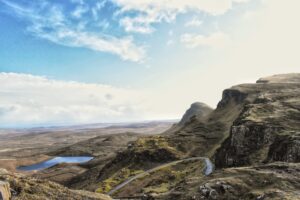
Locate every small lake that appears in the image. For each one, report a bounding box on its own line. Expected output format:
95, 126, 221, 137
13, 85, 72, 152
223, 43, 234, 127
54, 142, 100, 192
17, 156, 94, 171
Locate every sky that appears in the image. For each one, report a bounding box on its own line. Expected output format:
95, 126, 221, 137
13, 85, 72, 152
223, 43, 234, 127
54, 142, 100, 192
0, 0, 299, 128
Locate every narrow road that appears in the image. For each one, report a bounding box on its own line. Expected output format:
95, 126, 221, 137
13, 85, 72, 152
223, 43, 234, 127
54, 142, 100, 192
108, 157, 214, 195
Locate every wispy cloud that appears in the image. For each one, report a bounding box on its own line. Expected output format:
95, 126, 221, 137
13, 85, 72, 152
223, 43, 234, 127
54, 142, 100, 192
1, 0, 252, 60
113, 0, 251, 33
185, 16, 203, 27
1, 0, 145, 62
180, 32, 230, 48
72, 4, 89, 18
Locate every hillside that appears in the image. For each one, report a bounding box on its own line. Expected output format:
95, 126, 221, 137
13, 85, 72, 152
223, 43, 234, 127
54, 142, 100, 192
160, 162, 300, 199
0, 168, 111, 200
73, 101, 217, 193
32, 132, 142, 187
85, 73, 300, 199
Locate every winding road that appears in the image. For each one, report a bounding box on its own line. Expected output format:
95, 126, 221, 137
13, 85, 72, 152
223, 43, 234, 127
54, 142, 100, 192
108, 157, 214, 195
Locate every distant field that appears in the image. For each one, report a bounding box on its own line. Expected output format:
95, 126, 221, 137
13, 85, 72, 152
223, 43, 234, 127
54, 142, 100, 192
0, 121, 175, 172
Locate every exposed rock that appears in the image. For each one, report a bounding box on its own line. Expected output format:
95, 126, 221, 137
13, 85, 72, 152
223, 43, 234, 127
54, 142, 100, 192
267, 132, 300, 162
217, 89, 248, 109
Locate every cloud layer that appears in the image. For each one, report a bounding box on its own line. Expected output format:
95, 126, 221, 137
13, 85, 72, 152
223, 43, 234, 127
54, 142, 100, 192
180, 32, 229, 48
0, 73, 149, 127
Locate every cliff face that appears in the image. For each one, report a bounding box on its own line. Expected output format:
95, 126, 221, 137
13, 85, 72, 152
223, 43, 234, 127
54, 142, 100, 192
157, 74, 300, 200
215, 74, 300, 168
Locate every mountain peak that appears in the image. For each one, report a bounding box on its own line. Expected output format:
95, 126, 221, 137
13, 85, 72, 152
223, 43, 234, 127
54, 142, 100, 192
178, 102, 213, 125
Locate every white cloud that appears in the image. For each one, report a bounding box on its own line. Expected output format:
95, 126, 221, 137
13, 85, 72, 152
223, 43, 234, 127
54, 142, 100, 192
185, 16, 203, 27
167, 40, 175, 46
0, 73, 150, 127
113, 0, 250, 33
2, 0, 145, 62
113, 0, 250, 15
92, 1, 107, 20
72, 4, 89, 18
120, 16, 155, 34
180, 32, 229, 48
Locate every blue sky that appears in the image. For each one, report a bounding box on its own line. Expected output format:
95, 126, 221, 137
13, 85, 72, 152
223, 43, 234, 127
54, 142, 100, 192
0, 0, 299, 127
0, 0, 258, 86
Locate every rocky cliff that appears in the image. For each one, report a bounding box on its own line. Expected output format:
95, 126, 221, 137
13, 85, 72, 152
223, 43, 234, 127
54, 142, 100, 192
157, 74, 300, 199
90, 73, 300, 199
215, 74, 300, 168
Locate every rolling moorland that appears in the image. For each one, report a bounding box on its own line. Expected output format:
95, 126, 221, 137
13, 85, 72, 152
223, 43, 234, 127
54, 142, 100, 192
0, 73, 299, 200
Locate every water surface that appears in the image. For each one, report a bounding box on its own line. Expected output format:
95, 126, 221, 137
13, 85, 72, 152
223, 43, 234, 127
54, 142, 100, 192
18, 156, 93, 171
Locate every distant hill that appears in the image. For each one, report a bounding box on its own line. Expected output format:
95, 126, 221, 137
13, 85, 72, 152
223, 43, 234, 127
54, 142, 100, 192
178, 102, 213, 125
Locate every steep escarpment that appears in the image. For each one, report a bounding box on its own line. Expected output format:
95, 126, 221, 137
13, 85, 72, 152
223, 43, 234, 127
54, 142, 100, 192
215, 74, 300, 168
164, 86, 249, 158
